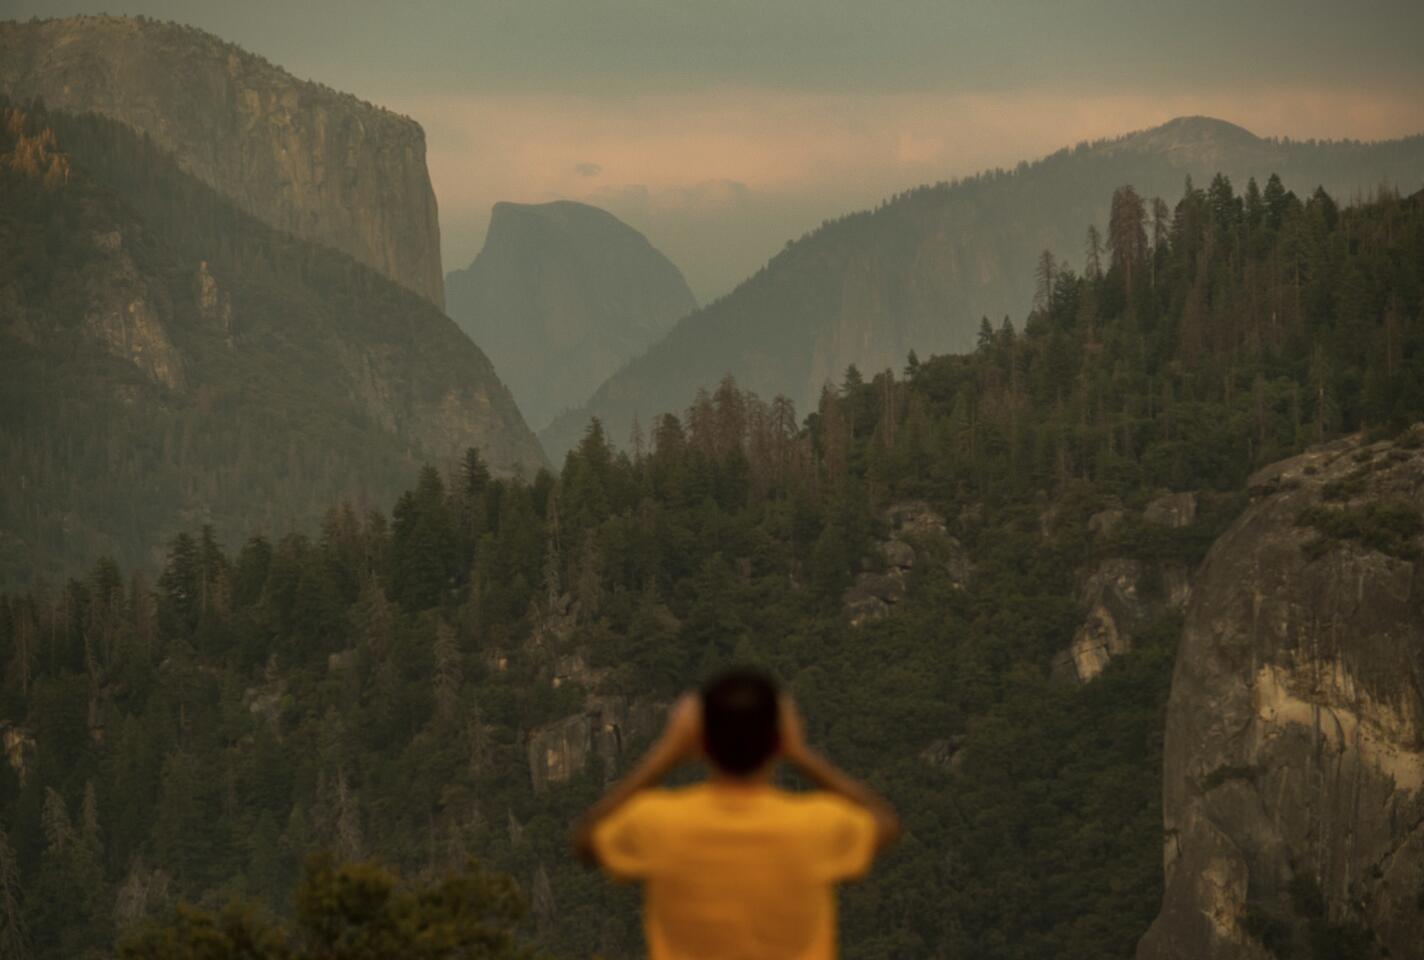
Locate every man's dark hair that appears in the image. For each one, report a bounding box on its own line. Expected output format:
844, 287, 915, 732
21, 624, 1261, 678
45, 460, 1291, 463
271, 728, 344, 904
701, 669, 780, 775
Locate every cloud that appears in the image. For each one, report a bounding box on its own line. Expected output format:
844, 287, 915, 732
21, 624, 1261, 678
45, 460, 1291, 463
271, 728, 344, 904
574, 162, 603, 178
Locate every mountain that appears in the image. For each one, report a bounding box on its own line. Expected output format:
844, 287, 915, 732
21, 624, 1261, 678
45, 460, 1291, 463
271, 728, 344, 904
3, 173, 1421, 960
541, 116, 1424, 460
1138, 429, 1424, 960
0, 100, 543, 587
444, 201, 696, 432
0, 15, 446, 307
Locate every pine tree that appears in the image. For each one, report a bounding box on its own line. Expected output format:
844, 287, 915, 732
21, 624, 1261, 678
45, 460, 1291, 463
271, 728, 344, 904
158, 532, 201, 645
1084, 225, 1104, 279
1263, 173, 1288, 229
1033, 250, 1057, 312
1107, 185, 1148, 306
390, 466, 457, 611
0, 828, 28, 960
432, 621, 461, 725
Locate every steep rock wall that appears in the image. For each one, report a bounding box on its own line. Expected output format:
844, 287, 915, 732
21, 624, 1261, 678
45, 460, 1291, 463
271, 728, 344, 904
1137, 429, 1424, 959
0, 15, 445, 307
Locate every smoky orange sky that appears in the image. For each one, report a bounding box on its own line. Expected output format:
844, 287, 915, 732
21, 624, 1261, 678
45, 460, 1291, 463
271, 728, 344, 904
14, 0, 1424, 301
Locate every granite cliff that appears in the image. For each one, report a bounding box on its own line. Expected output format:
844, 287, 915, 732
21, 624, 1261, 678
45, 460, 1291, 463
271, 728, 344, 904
445, 201, 696, 433
541, 117, 1424, 461
1138, 429, 1424, 959
0, 15, 445, 307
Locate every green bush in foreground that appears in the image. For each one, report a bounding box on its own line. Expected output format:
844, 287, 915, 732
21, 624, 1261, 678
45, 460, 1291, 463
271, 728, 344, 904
118, 854, 540, 960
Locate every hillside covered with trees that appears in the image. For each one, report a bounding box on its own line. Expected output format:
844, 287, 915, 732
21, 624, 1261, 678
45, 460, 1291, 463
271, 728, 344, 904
540, 116, 1424, 461
0, 99, 543, 590
2, 173, 1421, 959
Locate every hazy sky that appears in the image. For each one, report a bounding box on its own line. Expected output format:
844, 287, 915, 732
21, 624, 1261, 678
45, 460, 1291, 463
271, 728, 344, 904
11, 1, 1424, 301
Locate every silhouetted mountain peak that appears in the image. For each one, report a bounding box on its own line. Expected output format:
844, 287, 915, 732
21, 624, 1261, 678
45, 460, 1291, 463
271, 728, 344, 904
445, 200, 696, 431
482, 200, 665, 261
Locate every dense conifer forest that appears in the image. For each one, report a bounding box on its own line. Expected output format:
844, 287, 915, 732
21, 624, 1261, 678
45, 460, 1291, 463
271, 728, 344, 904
2, 166, 1421, 959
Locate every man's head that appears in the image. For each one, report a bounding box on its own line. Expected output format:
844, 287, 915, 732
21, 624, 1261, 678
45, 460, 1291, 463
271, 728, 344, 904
700, 669, 780, 777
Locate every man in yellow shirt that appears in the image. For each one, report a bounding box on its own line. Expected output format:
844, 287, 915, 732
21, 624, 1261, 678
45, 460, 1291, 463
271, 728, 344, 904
574, 669, 900, 960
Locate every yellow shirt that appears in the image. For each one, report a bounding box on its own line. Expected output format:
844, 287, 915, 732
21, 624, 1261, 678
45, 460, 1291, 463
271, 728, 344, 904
592, 783, 878, 960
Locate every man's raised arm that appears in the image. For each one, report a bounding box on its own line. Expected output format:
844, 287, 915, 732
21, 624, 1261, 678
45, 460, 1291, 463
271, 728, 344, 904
779, 696, 901, 851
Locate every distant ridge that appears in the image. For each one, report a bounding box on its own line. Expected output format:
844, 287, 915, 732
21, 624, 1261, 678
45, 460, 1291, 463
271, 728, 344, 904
540, 116, 1424, 460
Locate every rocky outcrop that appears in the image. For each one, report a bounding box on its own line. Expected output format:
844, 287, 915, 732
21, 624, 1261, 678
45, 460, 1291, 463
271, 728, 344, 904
844, 501, 971, 626
1053, 553, 1195, 683
1, 722, 35, 785
527, 695, 663, 792
1054, 559, 1144, 682
1143, 491, 1198, 529
83, 283, 185, 391
1137, 429, 1424, 960
0, 15, 445, 306
446, 201, 696, 432
1054, 493, 1198, 683
528, 713, 595, 793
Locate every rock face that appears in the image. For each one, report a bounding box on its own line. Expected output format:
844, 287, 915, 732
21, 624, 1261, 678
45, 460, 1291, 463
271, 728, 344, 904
528, 713, 596, 793
1054, 558, 1149, 683
1143, 491, 1198, 529
1137, 430, 1424, 959
540, 117, 1424, 462
843, 501, 971, 626
523, 593, 667, 791
1054, 494, 1198, 683
1, 723, 35, 785
528, 695, 663, 792
445, 201, 696, 432
0, 15, 445, 307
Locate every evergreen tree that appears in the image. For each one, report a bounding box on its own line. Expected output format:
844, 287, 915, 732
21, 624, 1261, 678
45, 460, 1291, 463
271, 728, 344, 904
0, 829, 28, 960
390, 467, 458, 612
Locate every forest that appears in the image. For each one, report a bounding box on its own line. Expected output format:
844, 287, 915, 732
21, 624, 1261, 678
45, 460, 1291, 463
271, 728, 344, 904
2, 165, 1422, 959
